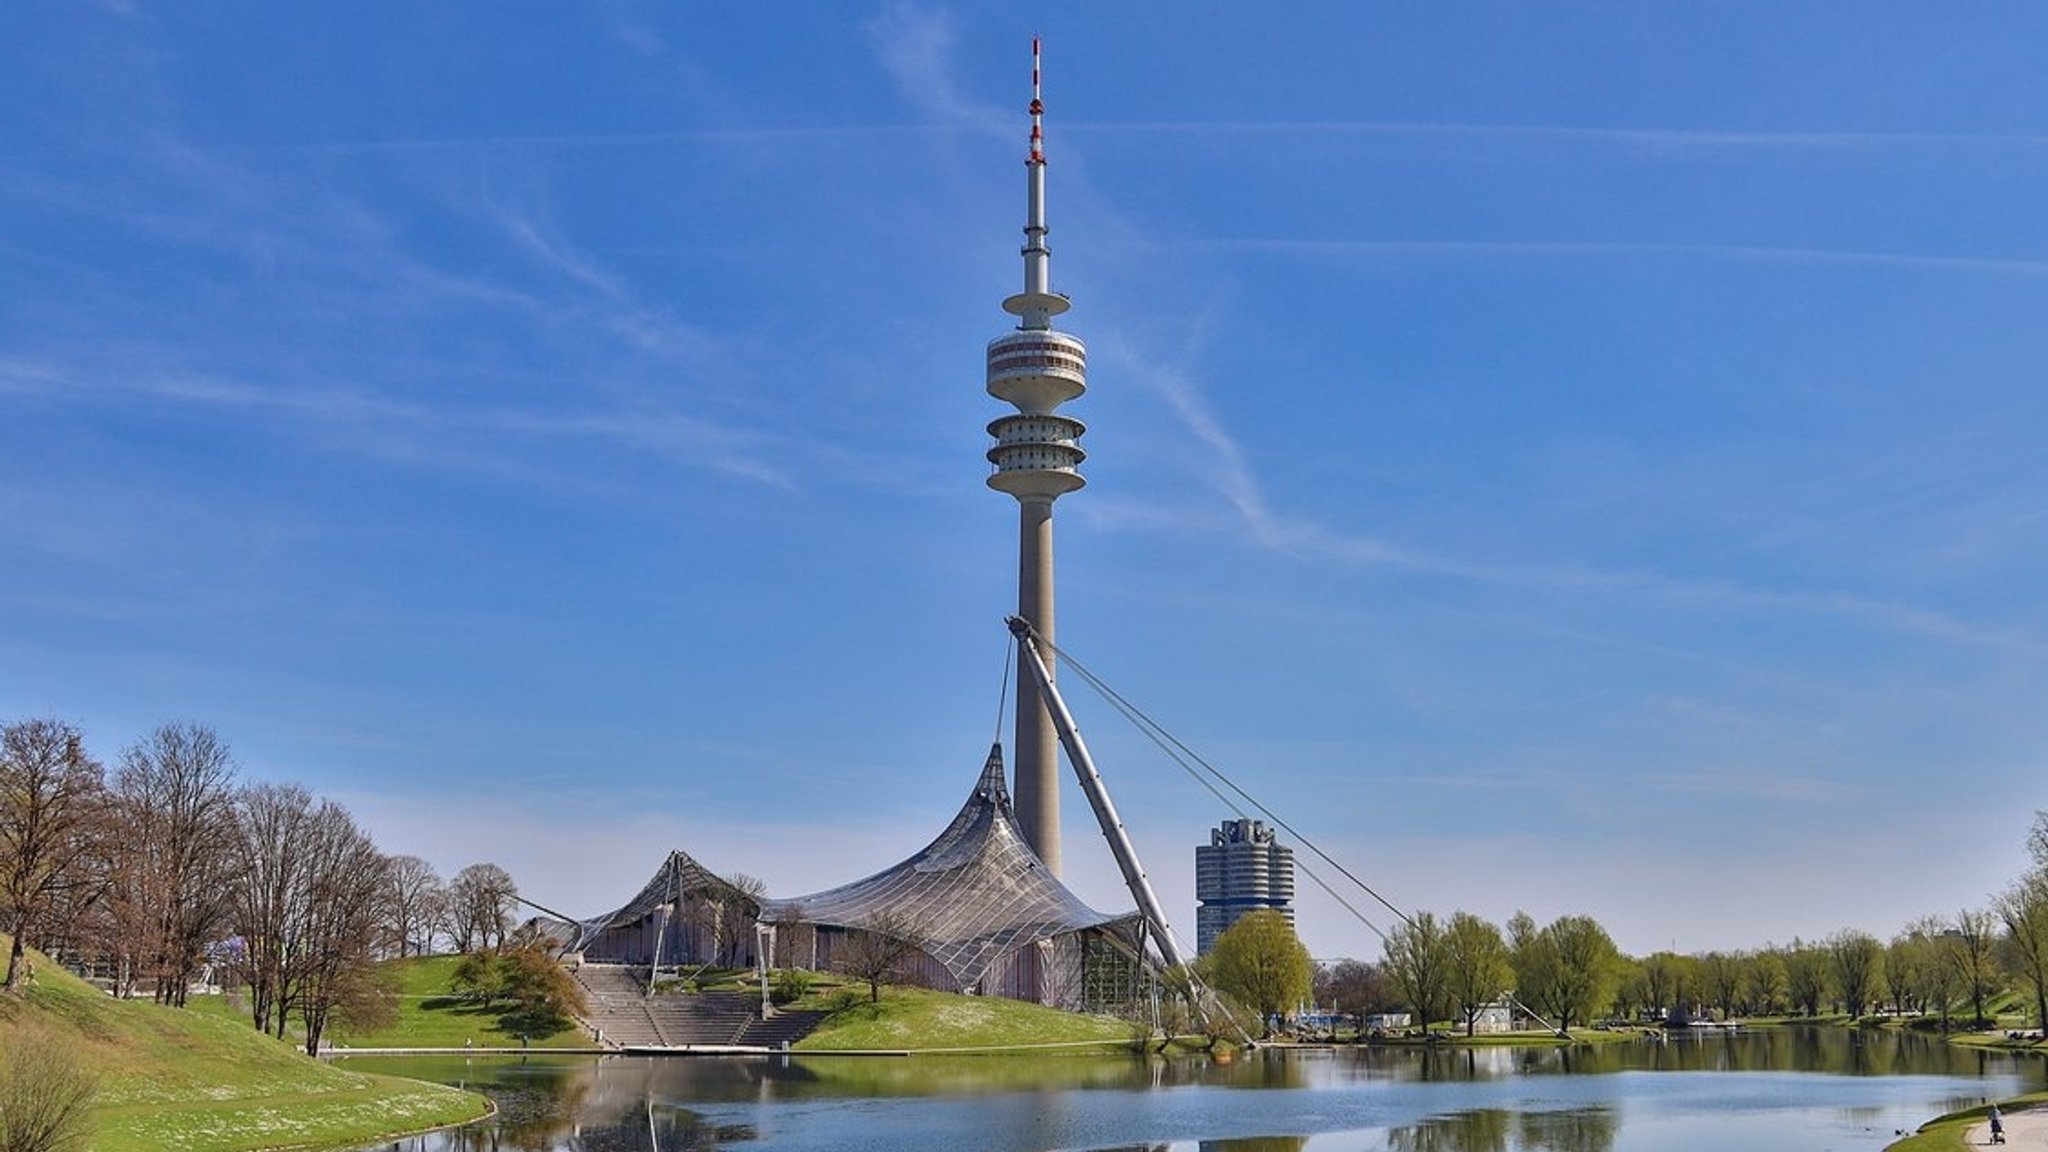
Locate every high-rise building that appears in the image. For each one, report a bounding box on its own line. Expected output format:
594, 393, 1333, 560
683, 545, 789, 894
1195, 818, 1296, 954
986, 39, 1086, 877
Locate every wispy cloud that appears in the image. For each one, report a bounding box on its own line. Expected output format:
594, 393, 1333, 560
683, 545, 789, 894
1074, 119, 2048, 155
1178, 237, 2048, 279
867, 5, 1007, 136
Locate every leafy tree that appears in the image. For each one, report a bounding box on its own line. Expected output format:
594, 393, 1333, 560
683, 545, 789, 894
1823, 929, 1884, 1018
1640, 951, 1692, 1022
1383, 911, 1450, 1031
1997, 870, 2048, 1031
1949, 907, 2001, 1027
1890, 917, 1959, 1027
1741, 948, 1788, 1016
1442, 912, 1511, 1037
1783, 940, 1832, 1017
1699, 952, 1743, 1021
1517, 915, 1620, 1032
0, 720, 110, 991
1206, 910, 1313, 1036
450, 943, 587, 1037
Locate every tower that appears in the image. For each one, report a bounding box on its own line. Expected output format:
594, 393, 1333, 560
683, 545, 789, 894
1195, 818, 1297, 954
987, 39, 1086, 877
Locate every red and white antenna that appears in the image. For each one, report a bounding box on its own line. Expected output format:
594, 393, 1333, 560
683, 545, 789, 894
1028, 36, 1045, 166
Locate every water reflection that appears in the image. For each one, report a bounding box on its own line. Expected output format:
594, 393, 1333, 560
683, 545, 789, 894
343, 1028, 2038, 1152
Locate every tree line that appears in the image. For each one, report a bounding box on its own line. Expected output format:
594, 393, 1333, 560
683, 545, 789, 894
1305, 813, 2048, 1036
0, 717, 524, 1054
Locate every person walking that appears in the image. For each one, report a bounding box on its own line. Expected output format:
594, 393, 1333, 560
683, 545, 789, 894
1990, 1103, 2005, 1144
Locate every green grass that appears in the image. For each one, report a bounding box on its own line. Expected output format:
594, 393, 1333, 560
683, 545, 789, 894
1885, 1095, 2046, 1152
320, 954, 588, 1050
793, 983, 1134, 1052
0, 936, 490, 1152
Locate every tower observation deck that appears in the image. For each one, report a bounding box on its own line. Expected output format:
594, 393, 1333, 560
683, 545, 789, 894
989, 39, 1085, 876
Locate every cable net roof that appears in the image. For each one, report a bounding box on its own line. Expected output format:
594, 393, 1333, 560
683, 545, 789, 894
568, 848, 742, 952
762, 744, 1140, 992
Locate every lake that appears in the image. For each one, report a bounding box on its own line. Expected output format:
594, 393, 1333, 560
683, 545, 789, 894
342, 1028, 2042, 1151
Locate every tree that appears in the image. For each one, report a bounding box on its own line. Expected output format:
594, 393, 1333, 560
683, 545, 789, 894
1640, 951, 1693, 1022
1823, 929, 1884, 1018
836, 911, 925, 1004
1316, 959, 1394, 1032
1699, 952, 1743, 1021
1, 720, 110, 991
381, 855, 444, 959
1517, 915, 1621, 1032
109, 723, 239, 1006
1997, 871, 2048, 1031
294, 802, 392, 1055
450, 943, 588, 1038
447, 863, 517, 953
1383, 911, 1450, 1032
1949, 907, 2001, 1027
1783, 940, 1832, 1017
226, 782, 316, 1036
1441, 912, 1511, 1037
1892, 916, 1959, 1028
1741, 948, 1788, 1016
1206, 910, 1313, 1036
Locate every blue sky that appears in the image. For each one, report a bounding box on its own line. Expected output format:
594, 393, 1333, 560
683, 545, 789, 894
5, 3, 2046, 960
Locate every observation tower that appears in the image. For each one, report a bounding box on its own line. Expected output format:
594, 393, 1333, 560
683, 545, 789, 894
987, 39, 1086, 878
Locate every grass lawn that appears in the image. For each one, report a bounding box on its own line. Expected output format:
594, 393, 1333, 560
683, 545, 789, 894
794, 982, 1134, 1052
0, 936, 490, 1152
323, 954, 588, 1050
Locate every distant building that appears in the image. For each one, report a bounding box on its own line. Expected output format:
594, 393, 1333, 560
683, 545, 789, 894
1195, 818, 1296, 954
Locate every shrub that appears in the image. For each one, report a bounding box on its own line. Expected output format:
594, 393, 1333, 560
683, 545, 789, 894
771, 969, 813, 1006
0, 1020, 96, 1152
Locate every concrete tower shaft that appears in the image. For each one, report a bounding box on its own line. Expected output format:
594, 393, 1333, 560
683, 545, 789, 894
987, 39, 1085, 877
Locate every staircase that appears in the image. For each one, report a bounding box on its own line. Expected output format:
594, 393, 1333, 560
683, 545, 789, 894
568, 964, 827, 1049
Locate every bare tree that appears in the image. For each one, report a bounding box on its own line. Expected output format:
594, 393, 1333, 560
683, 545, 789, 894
836, 911, 925, 1003
295, 801, 393, 1055
1, 719, 111, 990
227, 782, 316, 1035
109, 723, 239, 1006
1316, 958, 1394, 1032
448, 863, 517, 953
382, 855, 444, 959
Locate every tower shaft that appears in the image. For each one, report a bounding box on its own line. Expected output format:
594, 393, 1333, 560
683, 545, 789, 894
986, 39, 1084, 876
1013, 498, 1059, 875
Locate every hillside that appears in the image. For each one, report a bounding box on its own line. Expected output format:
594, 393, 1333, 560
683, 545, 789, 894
0, 936, 489, 1152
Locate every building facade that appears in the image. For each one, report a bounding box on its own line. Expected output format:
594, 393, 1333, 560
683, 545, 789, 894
1195, 818, 1296, 954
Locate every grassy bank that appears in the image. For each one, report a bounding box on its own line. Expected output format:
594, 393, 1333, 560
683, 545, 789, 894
793, 984, 1134, 1053
1886, 1094, 2048, 1152
0, 936, 490, 1152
